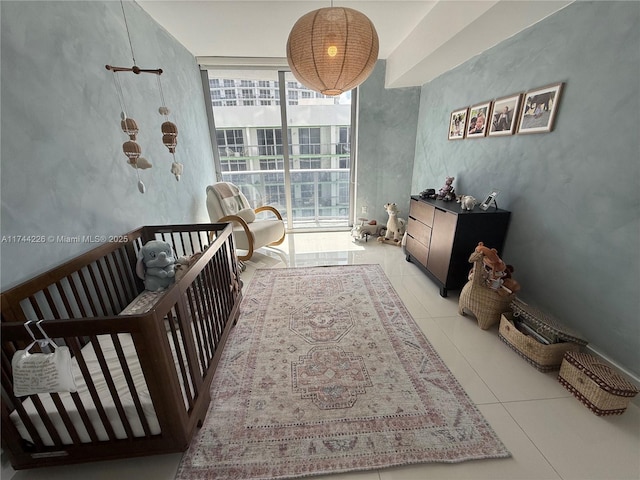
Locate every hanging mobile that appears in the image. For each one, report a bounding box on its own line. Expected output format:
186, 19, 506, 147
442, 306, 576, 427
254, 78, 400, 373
110, 70, 152, 194
107, 0, 180, 190
106, 0, 165, 193
157, 75, 183, 181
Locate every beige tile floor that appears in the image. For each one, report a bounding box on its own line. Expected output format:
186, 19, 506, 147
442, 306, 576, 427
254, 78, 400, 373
5, 232, 639, 480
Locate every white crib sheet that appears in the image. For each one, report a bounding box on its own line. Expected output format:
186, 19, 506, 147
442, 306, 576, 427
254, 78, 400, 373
10, 333, 159, 445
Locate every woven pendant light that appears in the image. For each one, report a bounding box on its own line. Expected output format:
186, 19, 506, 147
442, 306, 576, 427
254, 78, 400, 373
286, 7, 379, 96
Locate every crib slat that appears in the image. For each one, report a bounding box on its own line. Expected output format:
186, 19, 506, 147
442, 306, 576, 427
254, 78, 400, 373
104, 255, 126, 311
68, 273, 90, 318
95, 261, 117, 315
89, 336, 135, 440
50, 393, 83, 445
188, 232, 198, 254
114, 248, 137, 304
208, 257, 226, 343
166, 309, 195, 410
111, 334, 153, 438
86, 265, 108, 317
209, 254, 223, 336
195, 276, 215, 362
186, 288, 208, 375
206, 263, 224, 348
2, 394, 46, 450
68, 391, 100, 443
77, 269, 98, 317
30, 394, 64, 447
195, 272, 215, 353
68, 338, 118, 441
43, 287, 63, 319
1, 349, 46, 450
27, 296, 45, 322
54, 280, 76, 319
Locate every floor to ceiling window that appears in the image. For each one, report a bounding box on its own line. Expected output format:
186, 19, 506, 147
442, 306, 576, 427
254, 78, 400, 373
204, 68, 354, 230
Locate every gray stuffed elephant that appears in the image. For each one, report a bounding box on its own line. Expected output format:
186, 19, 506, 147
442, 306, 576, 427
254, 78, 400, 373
136, 240, 176, 291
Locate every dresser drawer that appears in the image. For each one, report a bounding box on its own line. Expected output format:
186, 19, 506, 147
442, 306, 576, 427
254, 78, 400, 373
407, 217, 431, 247
410, 198, 435, 227
406, 235, 428, 267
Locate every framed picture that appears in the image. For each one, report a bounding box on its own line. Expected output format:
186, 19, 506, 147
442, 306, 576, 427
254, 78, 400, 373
479, 189, 500, 211
517, 82, 564, 134
488, 93, 522, 137
448, 107, 468, 140
466, 101, 492, 138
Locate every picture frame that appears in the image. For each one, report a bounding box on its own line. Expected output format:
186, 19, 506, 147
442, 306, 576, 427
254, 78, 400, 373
517, 82, 564, 134
448, 107, 468, 140
466, 101, 492, 138
488, 93, 522, 137
479, 189, 500, 210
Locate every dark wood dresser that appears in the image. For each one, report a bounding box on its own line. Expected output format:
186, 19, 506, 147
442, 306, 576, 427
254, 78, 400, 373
405, 196, 511, 297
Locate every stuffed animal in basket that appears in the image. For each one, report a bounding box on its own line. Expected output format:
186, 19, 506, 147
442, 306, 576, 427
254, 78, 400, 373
437, 176, 456, 201
136, 240, 176, 291
377, 203, 406, 245
471, 242, 520, 296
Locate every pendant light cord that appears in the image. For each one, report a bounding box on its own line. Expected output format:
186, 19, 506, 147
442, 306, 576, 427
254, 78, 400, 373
120, 0, 137, 65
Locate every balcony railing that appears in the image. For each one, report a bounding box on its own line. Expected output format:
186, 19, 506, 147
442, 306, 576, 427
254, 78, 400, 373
220, 165, 350, 228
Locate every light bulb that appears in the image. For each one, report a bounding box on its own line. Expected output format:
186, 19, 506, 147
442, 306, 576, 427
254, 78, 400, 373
327, 45, 338, 57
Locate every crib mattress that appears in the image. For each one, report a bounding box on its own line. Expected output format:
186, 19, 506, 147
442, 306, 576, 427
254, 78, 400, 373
10, 333, 158, 445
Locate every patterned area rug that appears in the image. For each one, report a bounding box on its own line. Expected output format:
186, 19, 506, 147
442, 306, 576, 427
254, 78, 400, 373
175, 265, 510, 479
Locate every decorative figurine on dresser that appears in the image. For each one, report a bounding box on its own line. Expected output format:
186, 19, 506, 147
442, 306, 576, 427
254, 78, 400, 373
405, 194, 511, 297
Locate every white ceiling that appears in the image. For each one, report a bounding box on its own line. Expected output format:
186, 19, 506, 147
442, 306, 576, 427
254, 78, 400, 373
137, 0, 572, 88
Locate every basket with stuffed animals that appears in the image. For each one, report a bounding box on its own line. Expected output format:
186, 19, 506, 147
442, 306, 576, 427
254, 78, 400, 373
498, 298, 588, 372
458, 242, 521, 330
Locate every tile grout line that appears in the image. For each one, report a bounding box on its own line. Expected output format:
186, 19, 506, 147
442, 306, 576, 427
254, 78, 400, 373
501, 398, 566, 480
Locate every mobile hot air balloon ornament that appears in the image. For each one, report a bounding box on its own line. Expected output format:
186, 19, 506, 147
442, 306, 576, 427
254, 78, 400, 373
157, 75, 183, 181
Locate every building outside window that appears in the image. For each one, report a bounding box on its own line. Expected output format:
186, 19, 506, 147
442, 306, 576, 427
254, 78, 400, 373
217, 129, 246, 171
207, 70, 353, 229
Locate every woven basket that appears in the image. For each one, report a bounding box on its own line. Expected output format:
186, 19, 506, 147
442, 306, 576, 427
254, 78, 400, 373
458, 266, 514, 330
498, 313, 581, 372
558, 351, 639, 416
511, 298, 587, 345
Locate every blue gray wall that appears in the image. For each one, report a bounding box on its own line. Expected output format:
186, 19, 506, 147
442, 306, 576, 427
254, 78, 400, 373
1, 1, 216, 290
357, 61, 421, 224
412, 1, 639, 376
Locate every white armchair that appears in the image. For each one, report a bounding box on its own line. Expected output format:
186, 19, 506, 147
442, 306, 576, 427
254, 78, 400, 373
206, 182, 285, 261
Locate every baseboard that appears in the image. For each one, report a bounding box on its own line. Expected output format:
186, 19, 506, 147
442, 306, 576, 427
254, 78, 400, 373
586, 344, 640, 386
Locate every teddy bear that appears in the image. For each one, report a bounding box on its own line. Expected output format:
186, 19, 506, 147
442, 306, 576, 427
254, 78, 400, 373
136, 240, 176, 291
471, 242, 521, 296
437, 176, 456, 201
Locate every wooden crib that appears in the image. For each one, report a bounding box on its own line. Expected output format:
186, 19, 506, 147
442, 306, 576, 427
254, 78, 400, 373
1, 223, 242, 469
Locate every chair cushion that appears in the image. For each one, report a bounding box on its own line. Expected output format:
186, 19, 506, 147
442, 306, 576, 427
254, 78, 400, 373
232, 219, 285, 251
207, 183, 255, 223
